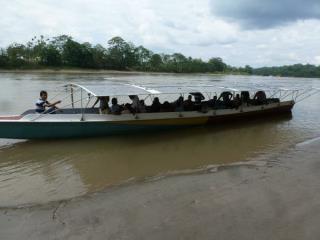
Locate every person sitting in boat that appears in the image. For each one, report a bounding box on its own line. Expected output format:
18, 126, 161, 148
129, 95, 140, 113
253, 91, 267, 105
207, 95, 218, 108
138, 100, 147, 113
150, 97, 161, 112
241, 91, 250, 106
192, 92, 205, 111
110, 98, 122, 115
233, 94, 242, 109
218, 91, 233, 108
92, 96, 110, 114
122, 103, 131, 114
35, 90, 61, 114
194, 93, 204, 104
161, 101, 174, 112
174, 96, 184, 112
183, 95, 194, 111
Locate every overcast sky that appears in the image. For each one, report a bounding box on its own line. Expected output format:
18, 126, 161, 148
1, 0, 320, 67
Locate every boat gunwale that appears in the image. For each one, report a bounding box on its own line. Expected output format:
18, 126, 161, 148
0, 101, 295, 123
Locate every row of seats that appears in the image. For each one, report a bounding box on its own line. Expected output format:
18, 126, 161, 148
106, 91, 280, 115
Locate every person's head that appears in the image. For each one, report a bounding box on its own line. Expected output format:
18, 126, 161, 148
188, 95, 192, 101
111, 98, 118, 105
129, 95, 137, 100
153, 97, 160, 104
101, 96, 109, 101
178, 96, 184, 102
213, 96, 217, 100
40, 90, 48, 100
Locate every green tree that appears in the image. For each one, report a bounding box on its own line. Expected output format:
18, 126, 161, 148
6, 43, 27, 67
80, 42, 95, 68
62, 39, 92, 67
107, 37, 137, 70
149, 54, 163, 71
244, 65, 253, 74
253, 64, 320, 78
91, 44, 109, 69
134, 46, 153, 70
0, 34, 254, 75
208, 57, 227, 72
171, 53, 188, 73
51, 35, 72, 53
40, 45, 62, 66
0, 49, 9, 68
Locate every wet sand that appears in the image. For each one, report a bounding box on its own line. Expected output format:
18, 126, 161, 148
1, 138, 320, 240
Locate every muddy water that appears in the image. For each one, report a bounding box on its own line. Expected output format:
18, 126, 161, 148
0, 72, 319, 207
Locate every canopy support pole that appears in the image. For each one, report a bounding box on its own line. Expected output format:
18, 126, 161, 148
81, 89, 84, 121
71, 87, 74, 109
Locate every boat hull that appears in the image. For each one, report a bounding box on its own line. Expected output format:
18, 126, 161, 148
0, 102, 294, 139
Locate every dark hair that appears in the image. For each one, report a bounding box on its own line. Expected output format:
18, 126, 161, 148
101, 96, 110, 101
111, 97, 118, 104
40, 90, 47, 97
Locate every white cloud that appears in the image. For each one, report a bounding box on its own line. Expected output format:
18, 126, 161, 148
0, 0, 320, 67
256, 44, 267, 49
314, 56, 320, 65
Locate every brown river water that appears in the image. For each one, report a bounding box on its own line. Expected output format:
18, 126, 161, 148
0, 72, 319, 207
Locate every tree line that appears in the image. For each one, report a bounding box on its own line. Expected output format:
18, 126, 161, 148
253, 64, 320, 78
0, 35, 252, 74
1, 35, 318, 78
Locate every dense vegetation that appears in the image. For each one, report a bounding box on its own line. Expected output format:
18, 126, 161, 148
0, 35, 252, 74
253, 64, 320, 78
1, 35, 319, 78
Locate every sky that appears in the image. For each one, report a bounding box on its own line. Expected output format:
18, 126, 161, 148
1, 0, 320, 67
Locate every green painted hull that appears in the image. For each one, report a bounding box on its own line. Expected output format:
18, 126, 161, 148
0, 121, 179, 139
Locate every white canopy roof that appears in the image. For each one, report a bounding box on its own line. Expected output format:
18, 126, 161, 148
65, 83, 303, 97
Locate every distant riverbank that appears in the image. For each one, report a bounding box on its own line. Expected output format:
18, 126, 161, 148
1, 35, 319, 78
0, 68, 319, 79
0, 68, 245, 76
0, 68, 143, 74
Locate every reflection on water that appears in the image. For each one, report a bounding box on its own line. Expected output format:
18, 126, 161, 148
0, 73, 319, 206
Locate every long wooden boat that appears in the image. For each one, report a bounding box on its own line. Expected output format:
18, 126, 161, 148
0, 83, 317, 139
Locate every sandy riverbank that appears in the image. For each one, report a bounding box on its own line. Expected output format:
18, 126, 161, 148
0, 68, 235, 76
1, 138, 320, 240
0, 68, 151, 75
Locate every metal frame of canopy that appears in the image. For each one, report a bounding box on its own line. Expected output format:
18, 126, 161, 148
64, 83, 320, 102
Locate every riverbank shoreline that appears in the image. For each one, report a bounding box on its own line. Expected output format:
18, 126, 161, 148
1, 138, 320, 240
0, 68, 159, 75
0, 68, 246, 76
